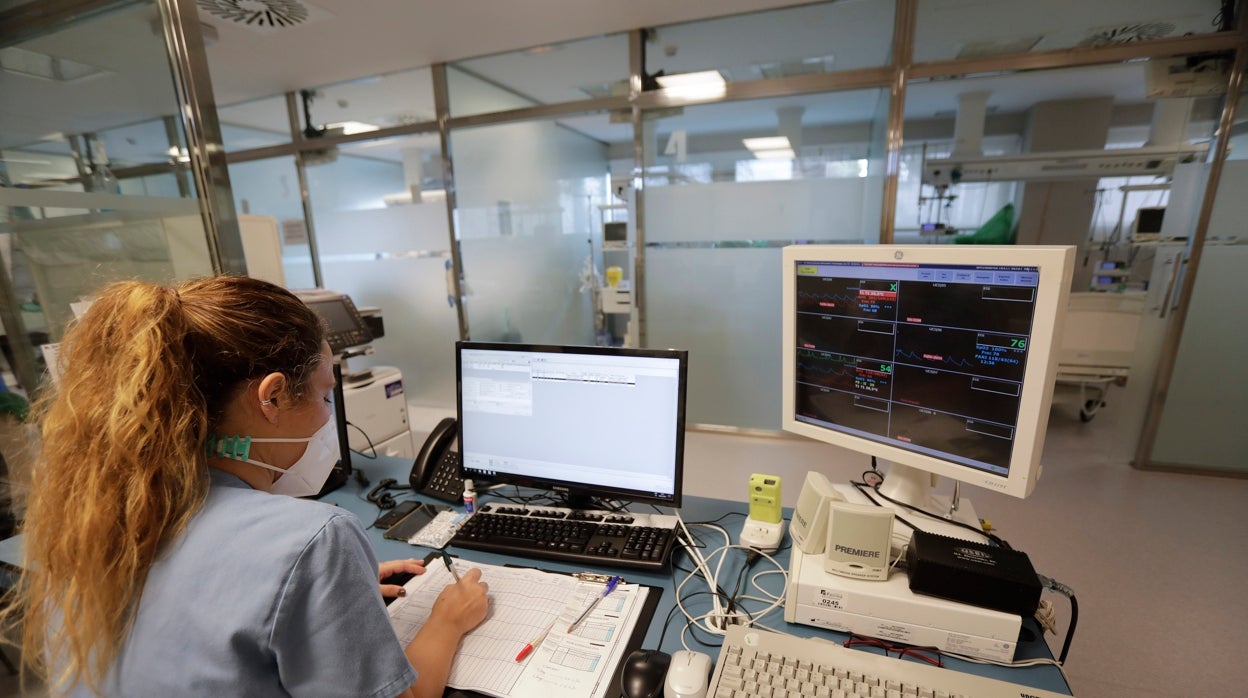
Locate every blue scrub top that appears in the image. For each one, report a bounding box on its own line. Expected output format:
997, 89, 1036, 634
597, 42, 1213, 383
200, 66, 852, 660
68, 469, 417, 697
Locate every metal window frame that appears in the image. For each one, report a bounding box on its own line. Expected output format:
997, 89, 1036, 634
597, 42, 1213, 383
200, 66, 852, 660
4, 0, 1246, 439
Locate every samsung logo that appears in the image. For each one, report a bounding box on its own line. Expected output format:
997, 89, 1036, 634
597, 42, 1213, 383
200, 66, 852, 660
834, 544, 881, 559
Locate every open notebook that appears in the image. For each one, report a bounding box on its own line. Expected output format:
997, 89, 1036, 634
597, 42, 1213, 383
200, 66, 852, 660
388, 559, 651, 698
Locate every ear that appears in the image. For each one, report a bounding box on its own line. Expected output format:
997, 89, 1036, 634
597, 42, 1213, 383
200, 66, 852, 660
256, 372, 287, 424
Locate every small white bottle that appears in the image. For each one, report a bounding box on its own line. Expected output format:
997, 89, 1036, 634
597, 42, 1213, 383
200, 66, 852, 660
462, 479, 476, 514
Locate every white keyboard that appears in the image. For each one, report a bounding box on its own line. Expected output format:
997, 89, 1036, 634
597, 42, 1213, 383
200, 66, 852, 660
711, 625, 1071, 698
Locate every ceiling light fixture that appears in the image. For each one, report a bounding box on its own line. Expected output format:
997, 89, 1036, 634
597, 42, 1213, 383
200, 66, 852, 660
655, 70, 727, 100
328, 121, 379, 135
743, 136, 793, 152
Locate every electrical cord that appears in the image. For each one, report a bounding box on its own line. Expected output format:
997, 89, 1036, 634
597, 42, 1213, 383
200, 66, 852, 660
943, 651, 1075, 690
671, 517, 789, 639
1037, 573, 1079, 665
346, 421, 379, 459
852, 480, 1010, 549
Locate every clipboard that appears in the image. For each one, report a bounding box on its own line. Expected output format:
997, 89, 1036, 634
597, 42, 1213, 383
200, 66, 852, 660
390, 553, 662, 698
501, 562, 664, 698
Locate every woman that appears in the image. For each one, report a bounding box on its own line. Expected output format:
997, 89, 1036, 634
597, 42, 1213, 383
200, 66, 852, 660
2, 276, 488, 697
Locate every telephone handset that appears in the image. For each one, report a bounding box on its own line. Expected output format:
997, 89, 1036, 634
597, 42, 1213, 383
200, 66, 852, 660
410, 417, 464, 503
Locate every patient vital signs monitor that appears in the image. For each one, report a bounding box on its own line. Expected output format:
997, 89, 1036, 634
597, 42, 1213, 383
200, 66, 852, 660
782, 245, 1074, 506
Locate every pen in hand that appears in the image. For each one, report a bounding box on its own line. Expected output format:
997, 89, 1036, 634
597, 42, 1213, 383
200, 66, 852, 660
514, 621, 555, 662
567, 575, 622, 633
441, 550, 461, 582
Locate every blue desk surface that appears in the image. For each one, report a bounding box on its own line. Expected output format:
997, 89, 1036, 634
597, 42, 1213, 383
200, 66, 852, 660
0, 455, 1071, 695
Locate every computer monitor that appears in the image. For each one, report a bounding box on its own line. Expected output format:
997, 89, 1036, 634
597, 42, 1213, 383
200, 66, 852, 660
781, 245, 1074, 509
297, 291, 373, 354
1132, 206, 1166, 241
457, 342, 688, 509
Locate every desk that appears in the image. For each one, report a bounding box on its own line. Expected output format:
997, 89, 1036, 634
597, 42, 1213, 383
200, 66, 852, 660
0, 455, 1072, 695
339, 456, 1071, 696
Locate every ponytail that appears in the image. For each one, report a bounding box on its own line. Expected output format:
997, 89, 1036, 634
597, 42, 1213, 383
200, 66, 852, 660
2, 276, 324, 695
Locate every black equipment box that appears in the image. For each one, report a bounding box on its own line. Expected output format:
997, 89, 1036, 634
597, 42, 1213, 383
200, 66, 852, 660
906, 529, 1042, 617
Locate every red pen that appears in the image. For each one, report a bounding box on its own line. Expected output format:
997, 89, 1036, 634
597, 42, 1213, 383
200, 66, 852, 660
514, 621, 555, 662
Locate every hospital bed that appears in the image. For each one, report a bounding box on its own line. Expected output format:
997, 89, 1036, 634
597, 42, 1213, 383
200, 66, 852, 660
1053, 292, 1145, 422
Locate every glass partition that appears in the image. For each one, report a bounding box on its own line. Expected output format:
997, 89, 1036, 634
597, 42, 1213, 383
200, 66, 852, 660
1147, 80, 1247, 473
302, 135, 459, 407
0, 1, 210, 394
449, 33, 629, 117
897, 59, 1221, 468
450, 115, 610, 347
648, 1, 896, 81
227, 156, 310, 287
914, 0, 1230, 63
301, 67, 437, 135
219, 95, 291, 151
643, 88, 890, 428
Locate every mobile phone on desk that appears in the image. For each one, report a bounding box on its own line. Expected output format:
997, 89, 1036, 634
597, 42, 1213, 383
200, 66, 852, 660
373, 500, 421, 529
382, 503, 437, 542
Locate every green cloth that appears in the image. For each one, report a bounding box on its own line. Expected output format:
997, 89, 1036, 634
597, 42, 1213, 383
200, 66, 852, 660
953, 203, 1016, 244
0, 391, 30, 421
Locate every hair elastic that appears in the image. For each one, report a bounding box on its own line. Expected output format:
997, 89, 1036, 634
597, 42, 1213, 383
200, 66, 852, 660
206, 435, 252, 461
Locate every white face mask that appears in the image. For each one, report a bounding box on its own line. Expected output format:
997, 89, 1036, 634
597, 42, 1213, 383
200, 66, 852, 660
209, 418, 341, 498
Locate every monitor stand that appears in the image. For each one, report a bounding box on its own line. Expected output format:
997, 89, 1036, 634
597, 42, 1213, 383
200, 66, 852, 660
309, 360, 352, 499
557, 491, 597, 513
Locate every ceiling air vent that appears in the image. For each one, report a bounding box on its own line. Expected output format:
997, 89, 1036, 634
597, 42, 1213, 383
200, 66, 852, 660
1078, 22, 1176, 47
196, 0, 325, 32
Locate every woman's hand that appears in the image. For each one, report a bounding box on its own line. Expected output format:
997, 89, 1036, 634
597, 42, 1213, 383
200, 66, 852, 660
429, 567, 490, 635
378, 558, 426, 599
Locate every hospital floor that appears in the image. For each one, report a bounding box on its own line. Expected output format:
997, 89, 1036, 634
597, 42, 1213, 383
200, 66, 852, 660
2, 404, 1245, 698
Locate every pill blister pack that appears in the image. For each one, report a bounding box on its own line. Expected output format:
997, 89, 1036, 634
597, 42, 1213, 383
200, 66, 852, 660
405, 508, 467, 549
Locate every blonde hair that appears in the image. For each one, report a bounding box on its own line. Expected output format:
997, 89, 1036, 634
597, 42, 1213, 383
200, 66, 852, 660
1, 276, 324, 695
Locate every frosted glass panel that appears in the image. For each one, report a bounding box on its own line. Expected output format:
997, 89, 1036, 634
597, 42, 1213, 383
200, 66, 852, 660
1149, 153, 1248, 471
450, 117, 609, 345
317, 204, 459, 407
1150, 243, 1247, 469
648, 247, 782, 428
642, 90, 889, 428
305, 147, 459, 407
646, 179, 873, 243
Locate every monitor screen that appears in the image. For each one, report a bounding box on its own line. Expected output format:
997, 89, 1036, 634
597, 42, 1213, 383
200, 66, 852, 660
781, 245, 1074, 502
457, 342, 688, 508
303, 295, 372, 353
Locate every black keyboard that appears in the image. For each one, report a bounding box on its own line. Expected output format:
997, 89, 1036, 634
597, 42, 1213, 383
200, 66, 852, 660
449, 503, 679, 571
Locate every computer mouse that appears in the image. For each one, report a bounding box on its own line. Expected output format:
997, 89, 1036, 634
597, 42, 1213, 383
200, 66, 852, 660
664, 650, 713, 698
620, 648, 671, 698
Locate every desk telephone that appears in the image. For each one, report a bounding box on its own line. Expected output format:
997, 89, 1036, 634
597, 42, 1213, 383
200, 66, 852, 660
410, 417, 464, 503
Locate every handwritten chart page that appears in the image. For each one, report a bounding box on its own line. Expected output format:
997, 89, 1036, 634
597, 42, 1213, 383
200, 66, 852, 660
387, 560, 648, 698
